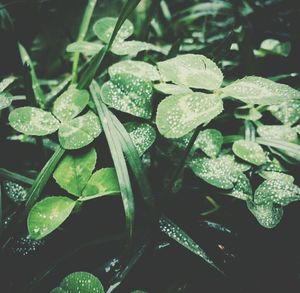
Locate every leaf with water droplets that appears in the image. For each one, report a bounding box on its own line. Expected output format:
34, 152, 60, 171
66, 41, 103, 55
53, 87, 90, 122
93, 17, 134, 44
101, 74, 153, 119
222, 76, 300, 105
247, 200, 283, 228
232, 140, 267, 166
194, 129, 223, 158
268, 100, 300, 125
156, 93, 223, 138
81, 168, 120, 200
60, 272, 104, 293
0, 92, 25, 110
154, 83, 193, 95
0, 76, 16, 92
157, 54, 223, 90
259, 171, 294, 183
257, 125, 298, 143
234, 106, 262, 121
3, 180, 27, 203
53, 148, 97, 196
109, 60, 160, 81
254, 179, 300, 206
229, 173, 252, 200
9, 107, 60, 136
58, 111, 102, 150
28, 196, 76, 240
124, 122, 156, 156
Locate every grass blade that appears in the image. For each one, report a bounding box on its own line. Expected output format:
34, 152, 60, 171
0, 168, 35, 185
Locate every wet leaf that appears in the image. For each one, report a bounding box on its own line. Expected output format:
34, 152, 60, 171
154, 83, 193, 95
3, 181, 27, 203
259, 171, 294, 183
230, 173, 252, 200
257, 125, 298, 143
58, 111, 102, 149
232, 140, 267, 166
53, 148, 97, 196
268, 100, 300, 125
234, 106, 262, 121
222, 76, 300, 105
9, 107, 60, 136
157, 54, 223, 90
0, 76, 16, 92
66, 41, 103, 55
28, 196, 76, 240
101, 74, 153, 119
156, 93, 223, 138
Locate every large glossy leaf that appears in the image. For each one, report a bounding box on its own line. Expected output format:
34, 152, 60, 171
124, 122, 156, 156
58, 111, 102, 149
254, 179, 300, 206
232, 140, 267, 166
53, 148, 97, 196
257, 125, 298, 143
81, 168, 120, 200
101, 74, 153, 119
9, 107, 60, 136
93, 17, 134, 44
157, 54, 223, 90
222, 76, 300, 105
154, 83, 193, 95
268, 100, 300, 125
109, 60, 160, 81
66, 41, 103, 55
156, 93, 223, 138
53, 87, 90, 121
28, 196, 76, 240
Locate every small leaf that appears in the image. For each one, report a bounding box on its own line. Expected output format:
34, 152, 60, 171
257, 125, 298, 143
258, 39, 291, 57
124, 122, 156, 156
81, 168, 120, 200
232, 140, 267, 166
93, 17, 134, 44
28, 196, 76, 240
101, 74, 153, 119
230, 173, 252, 200
60, 272, 104, 293
0, 76, 16, 92
109, 60, 160, 81
157, 54, 223, 90
53, 148, 97, 196
154, 83, 193, 95
222, 76, 300, 105
254, 180, 300, 206
0, 92, 13, 110
234, 106, 262, 121
156, 93, 223, 138
53, 87, 90, 121
58, 111, 102, 150
268, 100, 300, 125
66, 41, 103, 55
3, 180, 28, 203
259, 171, 294, 183
247, 200, 283, 229
9, 107, 60, 136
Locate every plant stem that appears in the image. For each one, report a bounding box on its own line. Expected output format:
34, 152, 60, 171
0, 168, 34, 185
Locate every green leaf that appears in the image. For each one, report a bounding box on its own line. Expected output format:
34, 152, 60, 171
28, 196, 76, 240
222, 76, 300, 105
58, 111, 102, 150
234, 106, 262, 121
258, 39, 291, 57
9, 107, 60, 136
259, 171, 294, 183
0, 76, 16, 92
81, 168, 120, 200
229, 173, 252, 200
154, 83, 193, 95
3, 181, 28, 203
53, 87, 90, 121
109, 60, 160, 81
254, 180, 300, 206
124, 122, 156, 156
0, 92, 25, 110
93, 17, 134, 44
247, 200, 283, 229
101, 74, 153, 119
156, 93, 223, 138
232, 140, 267, 166
66, 41, 104, 56
60, 272, 104, 293
53, 148, 97, 196
257, 125, 298, 143
157, 54, 223, 90
194, 129, 223, 158
268, 100, 300, 125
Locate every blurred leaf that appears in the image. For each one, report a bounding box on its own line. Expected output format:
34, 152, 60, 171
0, 76, 16, 92
154, 83, 193, 95
268, 100, 300, 125
67, 41, 104, 55
257, 125, 298, 143
256, 39, 291, 57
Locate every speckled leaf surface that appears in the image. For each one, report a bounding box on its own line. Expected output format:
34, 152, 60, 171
156, 93, 223, 138
3, 181, 28, 203
230, 173, 252, 200
101, 74, 153, 119
259, 171, 294, 183
154, 83, 193, 95
268, 100, 300, 125
0, 76, 16, 92
257, 125, 298, 143
66, 41, 103, 55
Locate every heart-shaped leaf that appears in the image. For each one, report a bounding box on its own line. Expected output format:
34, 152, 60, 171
101, 74, 153, 119
81, 168, 120, 200
232, 140, 267, 166
154, 83, 193, 95
257, 125, 298, 143
222, 76, 300, 105
53, 87, 90, 122
9, 106, 60, 136
66, 41, 103, 55
53, 148, 97, 196
157, 54, 223, 90
268, 100, 300, 125
58, 111, 102, 150
28, 196, 76, 240
125, 122, 156, 156
156, 93, 223, 138
109, 60, 160, 81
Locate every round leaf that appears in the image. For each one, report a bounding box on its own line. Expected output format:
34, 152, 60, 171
9, 106, 60, 136
28, 196, 76, 240
154, 83, 193, 95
